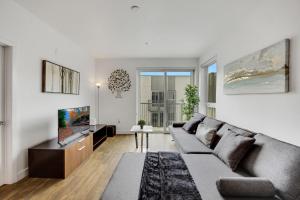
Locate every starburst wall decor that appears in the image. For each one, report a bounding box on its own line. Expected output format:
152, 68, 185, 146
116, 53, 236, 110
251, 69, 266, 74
108, 69, 131, 98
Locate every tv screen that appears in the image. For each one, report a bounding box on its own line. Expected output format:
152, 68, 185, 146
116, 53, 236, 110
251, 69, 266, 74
58, 106, 90, 144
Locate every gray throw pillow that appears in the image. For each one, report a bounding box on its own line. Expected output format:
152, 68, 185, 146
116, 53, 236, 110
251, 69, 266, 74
195, 123, 217, 146
182, 114, 205, 134
213, 130, 255, 171
216, 177, 276, 197
202, 117, 224, 130
217, 123, 256, 138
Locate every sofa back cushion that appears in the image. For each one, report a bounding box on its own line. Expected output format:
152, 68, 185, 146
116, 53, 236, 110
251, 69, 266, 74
217, 123, 256, 138
213, 130, 255, 171
202, 117, 224, 130
182, 113, 206, 134
240, 134, 300, 200
193, 113, 206, 120
195, 123, 217, 147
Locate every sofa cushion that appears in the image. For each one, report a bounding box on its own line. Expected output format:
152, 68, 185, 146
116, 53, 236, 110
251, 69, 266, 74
182, 154, 278, 200
102, 153, 278, 200
202, 117, 224, 130
170, 126, 212, 154
182, 113, 206, 134
216, 177, 276, 198
101, 153, 145, 200
240, 133, 300, 200
213, 131, 255, 171
172, 122, 186, 128
182, 154, 244, 200
193, 112, 206, 119
217, 123, 256, 138
195, 123, 217, 147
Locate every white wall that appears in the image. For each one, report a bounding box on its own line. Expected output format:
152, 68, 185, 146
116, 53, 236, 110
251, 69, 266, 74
199, 0, 300, 146
95, 58, 198, 133
0, 0, 95, 182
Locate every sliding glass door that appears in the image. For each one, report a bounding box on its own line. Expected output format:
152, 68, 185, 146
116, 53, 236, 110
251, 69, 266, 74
139, 70, 194, 132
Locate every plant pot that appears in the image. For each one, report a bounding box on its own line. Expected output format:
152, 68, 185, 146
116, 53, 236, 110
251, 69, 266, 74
140, 125, 144, 130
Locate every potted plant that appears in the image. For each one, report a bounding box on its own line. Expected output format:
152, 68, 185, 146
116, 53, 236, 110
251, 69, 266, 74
183, 84, 200, 120
138, 120, 146, 129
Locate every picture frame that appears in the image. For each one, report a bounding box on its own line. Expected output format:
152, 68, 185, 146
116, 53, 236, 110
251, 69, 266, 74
42, 60, 80, 95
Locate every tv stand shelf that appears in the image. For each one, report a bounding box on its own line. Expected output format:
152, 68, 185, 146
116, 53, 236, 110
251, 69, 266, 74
90, 124, 107, 150
28, 124, 107, 179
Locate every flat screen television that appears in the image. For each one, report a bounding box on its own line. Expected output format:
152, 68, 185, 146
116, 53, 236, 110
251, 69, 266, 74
58, 106, 90, 145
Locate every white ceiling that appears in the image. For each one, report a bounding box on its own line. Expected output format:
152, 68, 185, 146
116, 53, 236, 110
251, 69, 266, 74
14, 0, 259, 58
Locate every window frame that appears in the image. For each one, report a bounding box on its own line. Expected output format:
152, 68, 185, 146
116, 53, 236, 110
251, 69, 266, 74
137, 68, 195, 132
200, 57, 217, 118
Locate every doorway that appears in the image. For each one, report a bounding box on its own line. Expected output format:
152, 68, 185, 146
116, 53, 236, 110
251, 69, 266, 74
138, 70, 194, 132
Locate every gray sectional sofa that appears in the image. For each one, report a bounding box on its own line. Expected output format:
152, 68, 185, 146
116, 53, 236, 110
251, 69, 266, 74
101, 114, 300, 200
170, 114, 256, 154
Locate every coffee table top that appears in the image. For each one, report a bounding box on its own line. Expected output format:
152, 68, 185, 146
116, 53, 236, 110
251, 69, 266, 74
130, 125, 153, 133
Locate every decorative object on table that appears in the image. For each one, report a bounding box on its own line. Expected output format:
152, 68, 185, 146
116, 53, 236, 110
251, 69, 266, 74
96, 83, 101, 123
107, 69, 131, 98
42, 60, 80, 94
138, 120, 146, 129
224, 39, 290, 94
183, 84, 200, 120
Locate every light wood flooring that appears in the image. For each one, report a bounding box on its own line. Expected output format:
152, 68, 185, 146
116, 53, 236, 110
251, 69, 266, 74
0, 133, 177, 200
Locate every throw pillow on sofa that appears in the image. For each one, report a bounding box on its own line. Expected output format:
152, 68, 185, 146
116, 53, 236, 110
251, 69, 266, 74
213, 130, 255, 171
202, 117, 224, 130
182, 113, 206, 134
195, 123, 217, 147
217, 123, 256, 138
216, 177, 276, 197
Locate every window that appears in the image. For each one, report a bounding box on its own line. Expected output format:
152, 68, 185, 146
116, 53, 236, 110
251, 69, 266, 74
151, 91, 164, 104
139, 70, 194, 132
207, 63, 217, 118
201, 59, 217, 118
151, 112, 164, 127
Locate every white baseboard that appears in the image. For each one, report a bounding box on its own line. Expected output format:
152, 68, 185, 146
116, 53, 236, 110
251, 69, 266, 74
17, 167, 28, 181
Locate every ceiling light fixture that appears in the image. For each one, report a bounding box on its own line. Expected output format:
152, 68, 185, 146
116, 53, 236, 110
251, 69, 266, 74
130, 5, 140, 12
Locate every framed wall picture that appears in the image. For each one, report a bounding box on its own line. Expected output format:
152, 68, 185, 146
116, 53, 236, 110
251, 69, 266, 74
42, 60, 80, 95
223, 39, 289, 94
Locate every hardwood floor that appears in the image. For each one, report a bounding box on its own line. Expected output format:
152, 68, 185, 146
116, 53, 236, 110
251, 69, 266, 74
0, 133, 177, 200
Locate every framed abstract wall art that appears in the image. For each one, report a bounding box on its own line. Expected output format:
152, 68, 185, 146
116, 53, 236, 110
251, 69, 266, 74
224, 39, 290, 94
42, 60, 80, 95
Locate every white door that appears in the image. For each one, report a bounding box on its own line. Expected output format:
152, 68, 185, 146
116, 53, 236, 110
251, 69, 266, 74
0, 46, 4, 186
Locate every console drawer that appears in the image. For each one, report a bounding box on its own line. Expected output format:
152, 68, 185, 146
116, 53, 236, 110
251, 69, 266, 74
76, 135, 93, 163
65, 135, 93, 177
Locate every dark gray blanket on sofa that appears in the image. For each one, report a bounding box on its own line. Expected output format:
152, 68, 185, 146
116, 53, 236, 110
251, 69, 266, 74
138, 152, 202, 200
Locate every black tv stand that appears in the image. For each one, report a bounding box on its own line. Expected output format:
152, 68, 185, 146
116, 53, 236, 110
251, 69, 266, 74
90, 124, 107, 150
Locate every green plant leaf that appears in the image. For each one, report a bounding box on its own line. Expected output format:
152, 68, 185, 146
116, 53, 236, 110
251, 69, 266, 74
183, 84, 200, 120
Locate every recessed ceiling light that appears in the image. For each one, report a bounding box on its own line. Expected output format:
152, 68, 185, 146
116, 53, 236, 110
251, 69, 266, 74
130, 5, 140, 12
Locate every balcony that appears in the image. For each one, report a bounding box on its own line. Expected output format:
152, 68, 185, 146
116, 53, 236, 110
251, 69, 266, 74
139, 102, 184, 132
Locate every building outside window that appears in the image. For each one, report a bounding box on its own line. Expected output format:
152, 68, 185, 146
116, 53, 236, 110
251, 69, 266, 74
206, 63, 217, 118
139, 71, 193, 132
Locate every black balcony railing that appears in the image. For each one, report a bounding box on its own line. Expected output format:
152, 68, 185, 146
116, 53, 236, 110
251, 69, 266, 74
139, 102, 184, 129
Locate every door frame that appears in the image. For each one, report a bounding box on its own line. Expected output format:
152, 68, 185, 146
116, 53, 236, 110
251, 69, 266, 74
136, 68, 195, 133
0, 38, 15, 185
